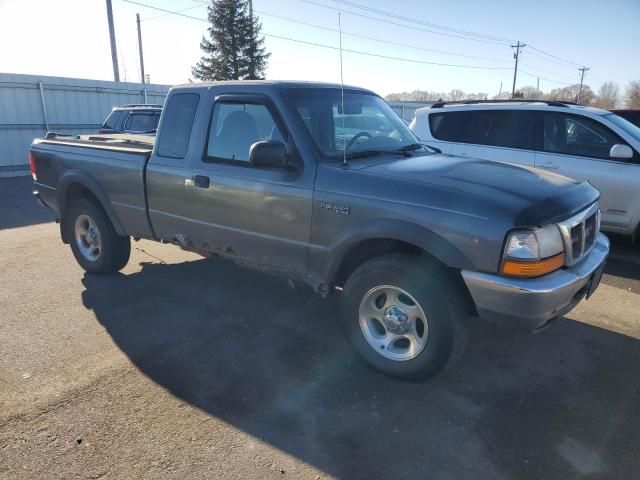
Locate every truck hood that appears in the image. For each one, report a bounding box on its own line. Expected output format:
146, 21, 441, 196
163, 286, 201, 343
356, 154, 599, 227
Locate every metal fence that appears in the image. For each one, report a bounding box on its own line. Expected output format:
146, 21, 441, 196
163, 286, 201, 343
387, 101, 434, 122
0, 73, 170, 177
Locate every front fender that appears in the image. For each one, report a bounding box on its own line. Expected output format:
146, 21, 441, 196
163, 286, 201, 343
313, 219, 476, 286
57, 170, 127, 237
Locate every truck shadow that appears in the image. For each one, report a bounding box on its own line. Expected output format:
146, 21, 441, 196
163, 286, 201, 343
0, 176, 56, 230
81, 258, 640, 480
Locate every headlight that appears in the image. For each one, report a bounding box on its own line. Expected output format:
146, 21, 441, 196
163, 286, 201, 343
501, 225, 565, 277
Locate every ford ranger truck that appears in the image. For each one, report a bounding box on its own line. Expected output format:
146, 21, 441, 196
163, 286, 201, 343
30, 81, 609, 380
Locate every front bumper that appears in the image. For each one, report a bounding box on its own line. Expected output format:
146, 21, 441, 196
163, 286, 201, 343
461, 233, 609, 330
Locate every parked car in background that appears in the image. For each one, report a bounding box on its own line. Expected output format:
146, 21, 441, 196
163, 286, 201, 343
99, 104, 163, 134
30, 81, 609, 381
410, 100, 640, 240
611, 109, 640, 128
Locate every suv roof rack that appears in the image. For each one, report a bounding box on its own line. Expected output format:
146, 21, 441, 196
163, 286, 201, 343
120, 103, 163, 108
430, 99, 578, 109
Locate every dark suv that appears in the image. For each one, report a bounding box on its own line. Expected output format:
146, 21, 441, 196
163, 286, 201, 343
99, 104, 163, 134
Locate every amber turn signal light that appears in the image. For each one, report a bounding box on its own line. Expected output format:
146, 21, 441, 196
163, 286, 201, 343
501, 253, 565, 278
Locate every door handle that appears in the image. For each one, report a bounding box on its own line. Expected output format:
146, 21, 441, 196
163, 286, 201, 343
538, 162, 559, 170
193, 175, 210, 188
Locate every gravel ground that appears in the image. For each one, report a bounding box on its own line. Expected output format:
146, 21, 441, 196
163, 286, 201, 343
1, 176, 639, 480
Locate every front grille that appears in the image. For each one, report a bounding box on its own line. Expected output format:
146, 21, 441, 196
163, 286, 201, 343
557, 203, 600, 266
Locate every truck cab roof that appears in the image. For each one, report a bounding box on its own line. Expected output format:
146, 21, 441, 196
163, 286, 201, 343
171, 80, 375, 95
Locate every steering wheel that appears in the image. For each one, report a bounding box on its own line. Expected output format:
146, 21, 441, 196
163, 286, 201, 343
345, 131, 372, 151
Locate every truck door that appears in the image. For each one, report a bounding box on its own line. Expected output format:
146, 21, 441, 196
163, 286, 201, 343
146, 92, 201, 241
183, 93, 315, 276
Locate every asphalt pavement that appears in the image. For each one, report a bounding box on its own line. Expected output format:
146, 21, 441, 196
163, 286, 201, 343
1, 176, 639, 480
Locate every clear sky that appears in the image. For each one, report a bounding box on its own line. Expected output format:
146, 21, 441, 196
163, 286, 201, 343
1, 0, 638, 97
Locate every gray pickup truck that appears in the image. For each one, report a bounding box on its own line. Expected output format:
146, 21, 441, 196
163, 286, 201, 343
30, 81, 609, 380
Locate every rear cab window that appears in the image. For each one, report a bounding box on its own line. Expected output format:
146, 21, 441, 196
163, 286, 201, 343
156, 93, 200, 159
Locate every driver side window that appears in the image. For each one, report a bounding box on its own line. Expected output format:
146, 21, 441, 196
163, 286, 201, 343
206, 102, 284, 163
543, 113, 625, 160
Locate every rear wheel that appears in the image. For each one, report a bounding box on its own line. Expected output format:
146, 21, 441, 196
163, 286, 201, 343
66, 198, 130, 274
341, 254, 469, 380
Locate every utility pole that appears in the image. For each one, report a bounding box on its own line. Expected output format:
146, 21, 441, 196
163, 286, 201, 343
105, 0, 120, 82
577, 66, 590, 104
249, 0, 253, 17
511, 41, 525, 98
136, 13, 146, 84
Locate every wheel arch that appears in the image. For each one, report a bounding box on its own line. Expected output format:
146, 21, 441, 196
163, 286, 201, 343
318, 221, 477, 314
57, 171, 127, 243
323, 219, 475, 284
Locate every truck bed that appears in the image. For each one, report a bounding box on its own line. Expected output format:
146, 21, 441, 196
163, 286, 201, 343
31, 132, 156, 240
39, 133, 155, 154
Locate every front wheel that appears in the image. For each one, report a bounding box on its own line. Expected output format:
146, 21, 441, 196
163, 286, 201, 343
341, 254, 469, 381
66, 198, 131, 274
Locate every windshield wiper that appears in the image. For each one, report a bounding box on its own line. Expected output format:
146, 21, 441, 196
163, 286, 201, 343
343, 143, 439, 160
344, 150, 389, 160
397, 143, 423, 151
420, 143, 442, 154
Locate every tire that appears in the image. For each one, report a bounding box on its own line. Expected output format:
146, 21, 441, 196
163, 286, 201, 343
341, 253, 469, 381
65, 198, 130, 274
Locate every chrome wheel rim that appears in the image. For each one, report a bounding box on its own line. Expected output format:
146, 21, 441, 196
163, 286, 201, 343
74, 214, 101, 262
358, 285, 428, 361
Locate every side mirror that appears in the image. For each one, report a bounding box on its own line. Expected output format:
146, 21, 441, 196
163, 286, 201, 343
249, 140, 288, 168
610, 144, 633, 160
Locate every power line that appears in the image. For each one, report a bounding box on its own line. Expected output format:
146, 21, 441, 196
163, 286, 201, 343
143, 3, 205, 22
330, 0, 515, 44
250, 9, 511, 63
519, 69, 573, 86
519, 62, 578, 82
524, 49, 579, 69
190, 0, 510, 62
122, 0, 512, 71
298, 0, 512, 45
308, 0, 587, 72
126, 0, 207, 22
527, 45, 583, 68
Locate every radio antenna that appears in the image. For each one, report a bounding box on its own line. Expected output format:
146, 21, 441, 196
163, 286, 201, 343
338, 12, 347, 166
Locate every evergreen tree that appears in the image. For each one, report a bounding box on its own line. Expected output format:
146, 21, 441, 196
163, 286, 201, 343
192, 0, 269, 81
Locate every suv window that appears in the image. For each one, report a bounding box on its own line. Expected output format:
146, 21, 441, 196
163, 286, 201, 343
125, 112, 158, 132
102, 110, 125, 130
543, 112, 623, 160
156, 93, 200, 159
473, 110, 534, 149
206, 102, 284, 162
429, 111, 473, 142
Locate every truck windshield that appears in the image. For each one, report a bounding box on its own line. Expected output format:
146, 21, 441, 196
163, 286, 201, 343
285, 88, 418, 160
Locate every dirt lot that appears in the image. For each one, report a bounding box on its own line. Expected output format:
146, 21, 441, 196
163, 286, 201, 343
1, 176, 639, 479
